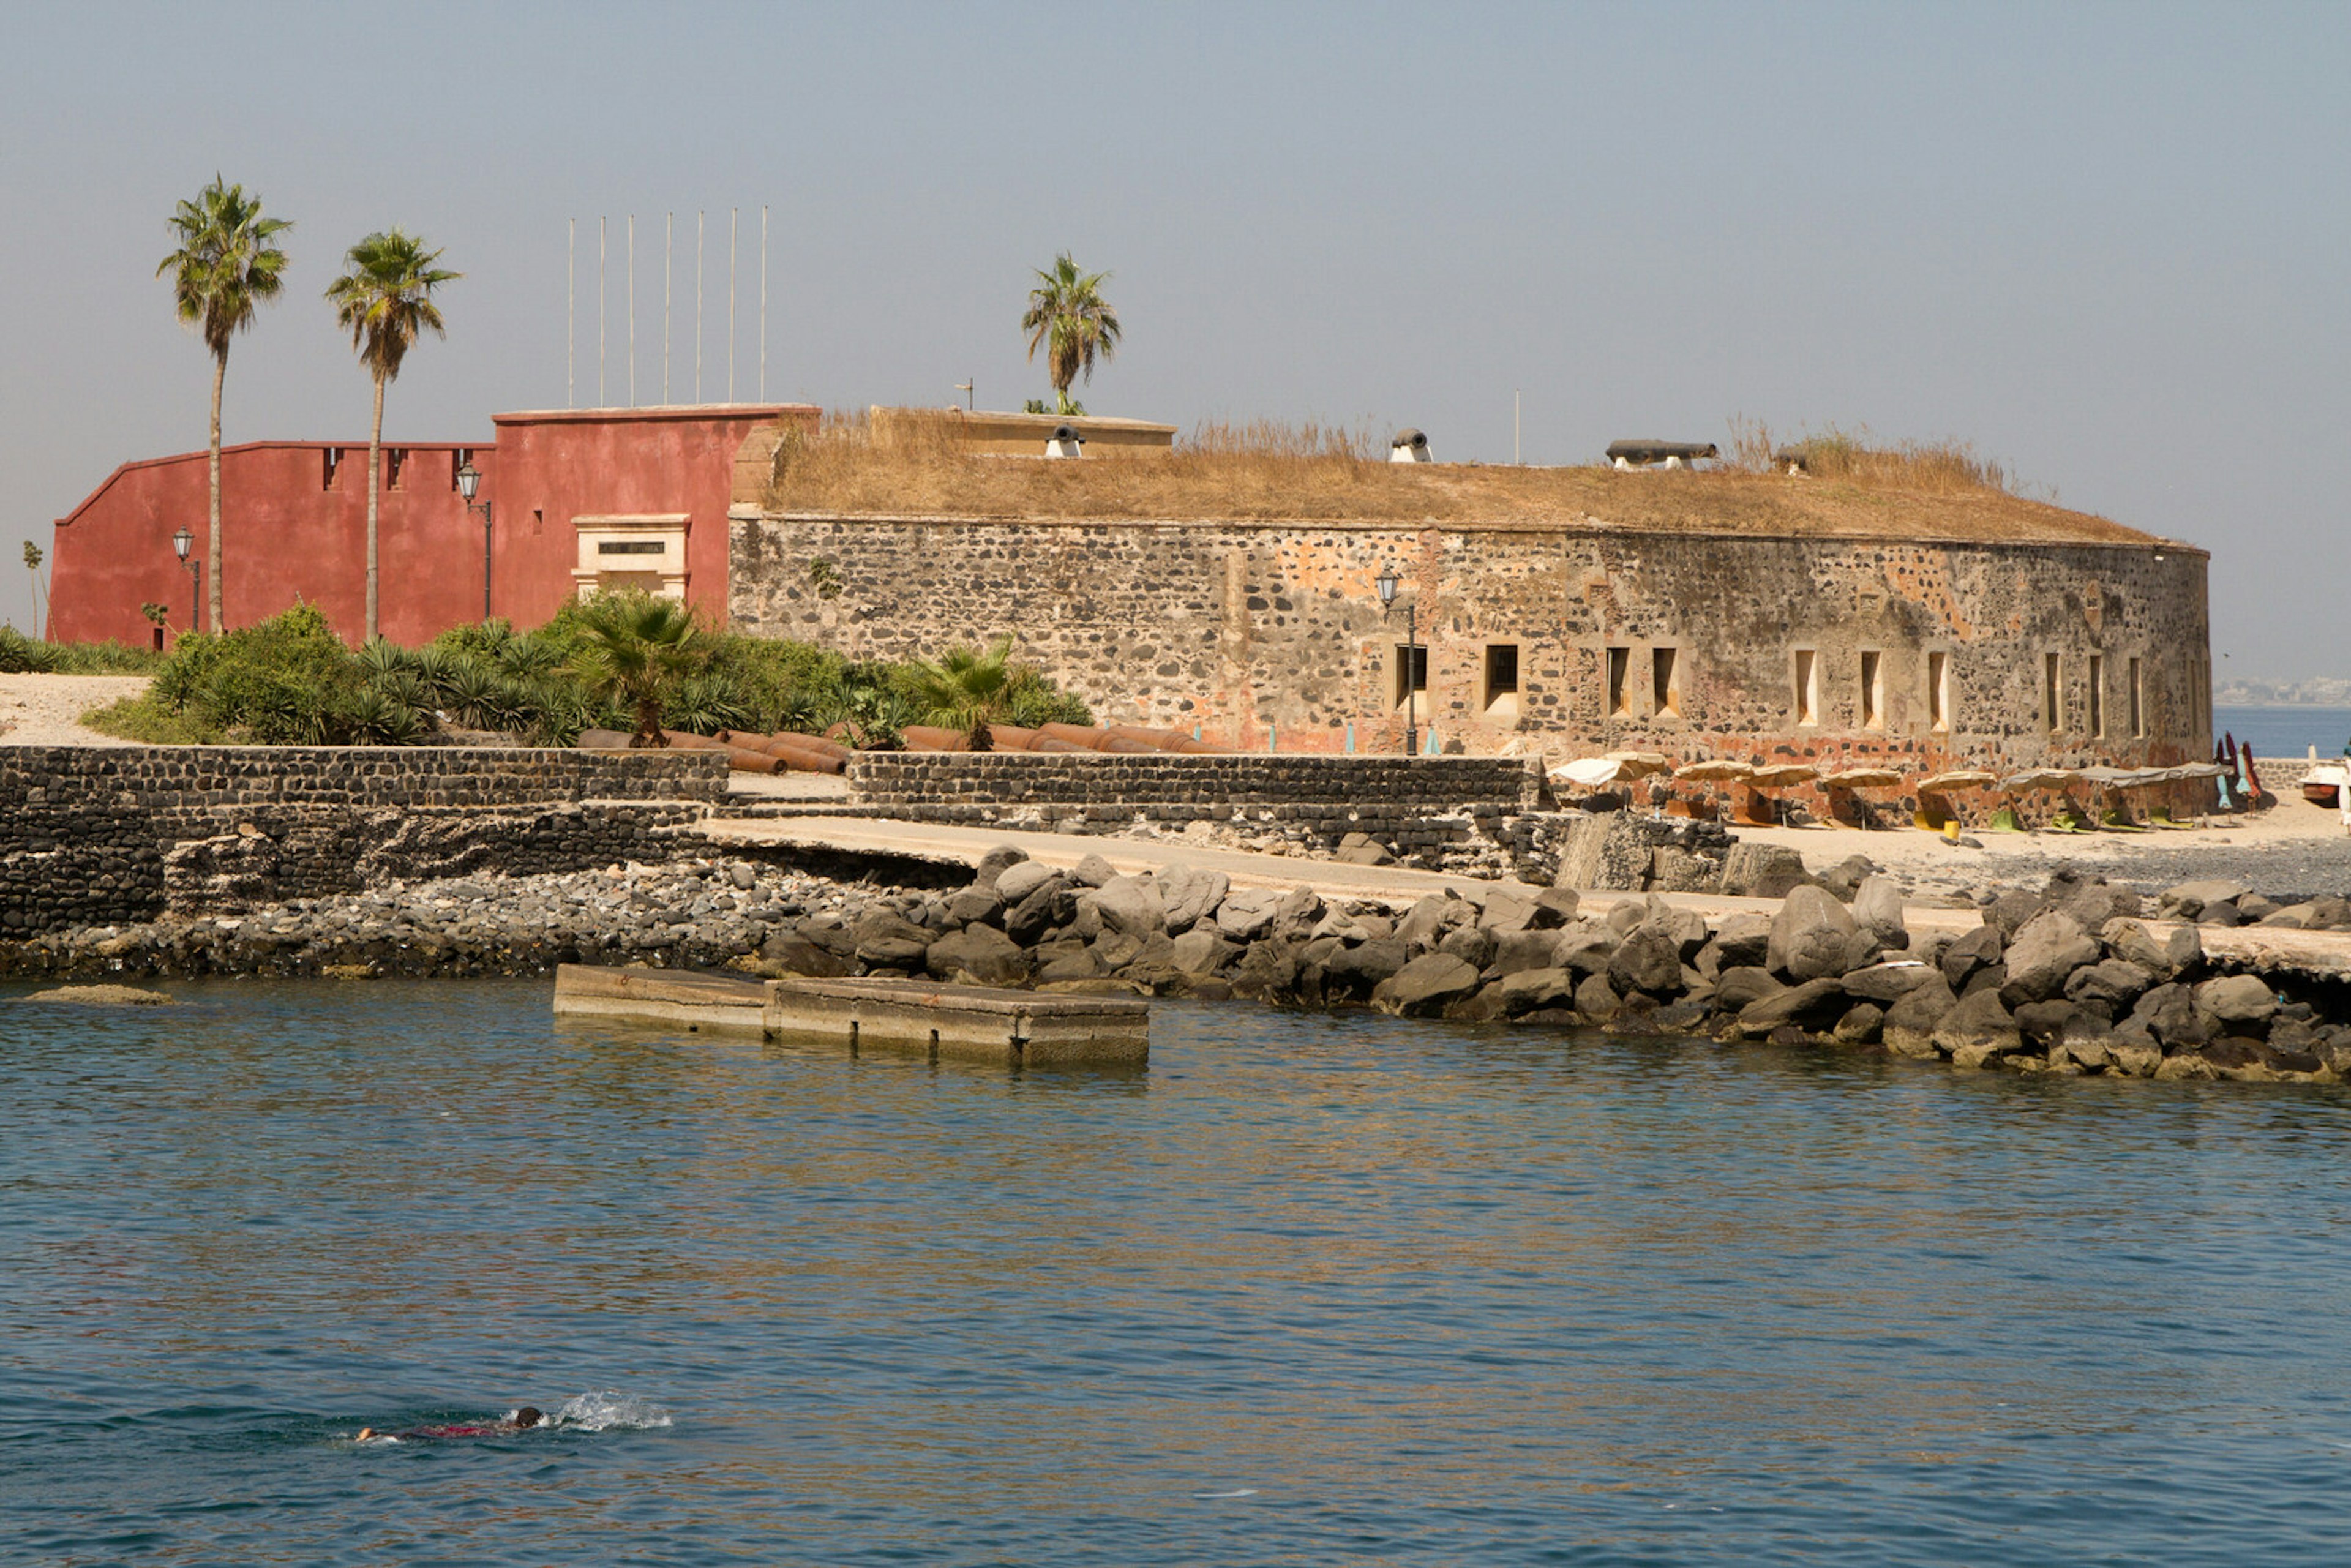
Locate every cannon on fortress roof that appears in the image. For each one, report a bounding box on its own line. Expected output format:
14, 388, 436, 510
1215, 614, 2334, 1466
1605, 440, 1719, 470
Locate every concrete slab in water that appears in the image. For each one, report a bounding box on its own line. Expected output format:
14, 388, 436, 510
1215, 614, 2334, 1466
550, 964, 1148, 1067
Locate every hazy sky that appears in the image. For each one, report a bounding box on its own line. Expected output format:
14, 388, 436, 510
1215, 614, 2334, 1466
3, 2, 2344, 675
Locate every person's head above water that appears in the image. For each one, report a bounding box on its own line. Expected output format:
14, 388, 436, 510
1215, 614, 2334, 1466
511, 1406, 543, 1429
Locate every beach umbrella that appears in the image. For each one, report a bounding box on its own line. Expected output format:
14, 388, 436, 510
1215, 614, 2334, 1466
1604, 750, 1675, 779
1916, 770, 1996, 793
1552, 756, 1623, 790
1748, 763, 1820, 787
1673, 759, 1755, 782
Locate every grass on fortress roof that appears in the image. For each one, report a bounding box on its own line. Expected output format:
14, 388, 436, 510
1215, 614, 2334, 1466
763, 413, 2162, 547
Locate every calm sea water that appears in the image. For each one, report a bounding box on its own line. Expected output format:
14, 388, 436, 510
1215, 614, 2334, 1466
7, 978, 2351, 1564
2215, 703, 2351, 761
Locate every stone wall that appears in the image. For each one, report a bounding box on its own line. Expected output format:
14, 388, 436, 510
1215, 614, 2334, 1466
734, 515, 2211, 782
0, 745, 727, 936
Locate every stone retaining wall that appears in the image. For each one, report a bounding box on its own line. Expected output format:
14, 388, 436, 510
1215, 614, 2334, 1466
0, 745, 727, 936
844, 752, 1544, 855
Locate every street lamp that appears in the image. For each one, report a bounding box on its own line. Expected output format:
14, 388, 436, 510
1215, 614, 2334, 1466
456, 460, 493, 621
1376, 563, 1419, 757
170, 526, 200, 639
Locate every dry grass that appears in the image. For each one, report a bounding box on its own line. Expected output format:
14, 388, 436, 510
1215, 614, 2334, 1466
1725, 418, 2029, 497
763, 413, 2152, 547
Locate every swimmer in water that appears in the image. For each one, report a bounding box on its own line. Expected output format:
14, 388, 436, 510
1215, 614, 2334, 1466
357, 1406, 543, 1442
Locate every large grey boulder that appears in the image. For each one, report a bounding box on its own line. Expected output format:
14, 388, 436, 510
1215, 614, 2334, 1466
1712, 966, 1785, 1013
1325, 938, 1409, 992
1554, 928, 1618, 977
1574, 970, 1620, 1021
1477, 890, 1543, 934
2102, 918, 2202, 981
925, 925, 1031, 986
1273, 886, 1327, 940
1842, 961, 1943, 1003
2162, 879, 2251, 918
1881, 974, 1959, 1058
1071, 853, 1120, 888
1736, 977, 1848, 1036
1982, 890, 2047, 940
1398, 891, 1474, 953
1231, 940, 1300, 1000
1768, 885, 1862, 983
994, 860, 1059, 905
1081, 874, 1167, 939
760, 929, 853, 977
1711, 912, 1773, 970
1491, 928, 1564, 977
1438, 925, 1498, 971
1168, 928, 1239, 976
1932, 989, 2024, 1067
1851, 874, 1909, 950
1005, 877, 1078, 943
2000, 911, 2102, 1005
972, 844, 1030, 888
853, 910, 934, 968
1158, 865, 1230, 935
2064, 958, 2156, 1015
1641, 900, 1714, 960
943, 884, 1005, 928
1940, 924, 2004, 989
1607, 927, 1684, 996
1213, 888, 1283, 942
1492, 967, 1577, 1015
1371, 953, 1485, 1016
2197, 973, 2278, 1027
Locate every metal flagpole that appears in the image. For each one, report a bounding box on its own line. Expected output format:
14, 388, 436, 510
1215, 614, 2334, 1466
627, 214, 636, 407
695, 211, 704, 402
598, 217, 607, 405
663, 212, 672, 405
728, 208, 737, 402
566, 218, 574, 409
759, 204, 768, 402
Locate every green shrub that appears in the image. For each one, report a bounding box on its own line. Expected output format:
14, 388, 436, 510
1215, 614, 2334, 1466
79, 694, 224, 744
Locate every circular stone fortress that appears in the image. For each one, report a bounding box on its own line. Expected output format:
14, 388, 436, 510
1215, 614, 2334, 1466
731, 415, 2211, 797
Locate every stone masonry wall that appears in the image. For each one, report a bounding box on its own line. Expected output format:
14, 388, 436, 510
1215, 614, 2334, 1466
842, 751, 1548, 873
0, 745, 727, 936
734, 515, 2212, 783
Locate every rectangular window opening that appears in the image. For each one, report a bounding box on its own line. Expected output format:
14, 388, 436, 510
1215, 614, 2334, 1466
1483, 643, 1519, 715
2128, 656, 2143, 738
385, 449, 408, 491
1605, 646, 1632, 717
2088, 654, 2105, 737
322, 448, 343, 490
1392, 643, 1428, 706
1928, 651, 1950, 733
1794, 649, 1818, 726
1859, 650, 1883, 730
1652, 647, 1679, 719
451, 449, 473, 490
2044, 652, 2061, 733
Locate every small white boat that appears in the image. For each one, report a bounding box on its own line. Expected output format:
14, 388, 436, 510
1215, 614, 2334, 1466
2300, 746, 2350, 808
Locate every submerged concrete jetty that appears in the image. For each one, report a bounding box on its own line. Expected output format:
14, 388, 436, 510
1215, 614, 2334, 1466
552, 962, 1149, 1067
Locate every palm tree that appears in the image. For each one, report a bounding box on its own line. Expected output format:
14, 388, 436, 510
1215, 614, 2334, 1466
566, 591, 705, 746
21, 542, 43, 640
1021, 253, 1121, 417
158, 176, 293, 633
326, 230, 460, 642
895, 635, 1015, 745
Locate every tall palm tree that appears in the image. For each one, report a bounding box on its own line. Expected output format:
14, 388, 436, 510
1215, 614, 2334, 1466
326, 230, 460, 642
157, 176, 292, 633
1021, 253, 1121, 417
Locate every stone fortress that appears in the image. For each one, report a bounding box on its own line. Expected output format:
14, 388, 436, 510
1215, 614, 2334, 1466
731, 413, 2213, 787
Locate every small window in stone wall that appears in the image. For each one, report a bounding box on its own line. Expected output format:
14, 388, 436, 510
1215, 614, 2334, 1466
1652, 647, 1679, 719
1859, 650, 1883, 729
1794, 649, 1818, 726
2128, 656, 2143, 737
322, 448, 343, 490
1392, 643, 1427, 706
386, 449, 408, 491
1483, 643, 1519, 715
450, 449, 473, 490
2088, 653, 2105, 737
2044, 652, 2061, 732
1928, 651, 1951, 732
1607, 646, 1632, 717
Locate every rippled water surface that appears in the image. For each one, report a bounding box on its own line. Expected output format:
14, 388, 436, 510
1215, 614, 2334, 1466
6, 978, 2351, 1564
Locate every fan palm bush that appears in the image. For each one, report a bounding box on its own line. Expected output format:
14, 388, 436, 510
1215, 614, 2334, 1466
564, 590, 708, 746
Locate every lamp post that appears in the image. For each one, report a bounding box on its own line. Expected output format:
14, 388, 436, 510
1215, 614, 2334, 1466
456, 461, 493, 621
1376, 563, 1419, 757
170, 526, 200, 640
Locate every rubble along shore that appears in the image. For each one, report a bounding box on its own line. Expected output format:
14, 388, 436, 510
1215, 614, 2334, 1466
6, 846, 2347, 1087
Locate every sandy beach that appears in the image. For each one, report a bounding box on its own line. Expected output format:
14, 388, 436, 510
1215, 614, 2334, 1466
0, 673, 148, 746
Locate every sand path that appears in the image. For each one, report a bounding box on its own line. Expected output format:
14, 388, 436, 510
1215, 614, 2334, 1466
0, 673, 150, 746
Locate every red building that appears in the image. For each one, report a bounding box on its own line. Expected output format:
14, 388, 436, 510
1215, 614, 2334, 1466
47, 405, 811, 647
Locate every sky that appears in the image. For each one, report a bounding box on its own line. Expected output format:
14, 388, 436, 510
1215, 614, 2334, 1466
2, 1, 2345, 677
